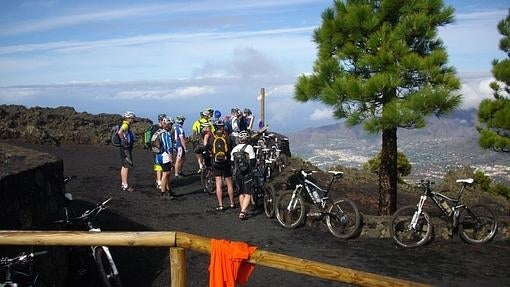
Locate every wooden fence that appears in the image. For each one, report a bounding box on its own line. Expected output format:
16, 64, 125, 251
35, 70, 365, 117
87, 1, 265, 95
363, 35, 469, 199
0, 230, 431, 287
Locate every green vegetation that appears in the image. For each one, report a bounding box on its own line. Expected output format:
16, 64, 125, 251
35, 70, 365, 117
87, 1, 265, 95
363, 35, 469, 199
364, 151, 411, 183
477, 9, 510, 152
294, 0, 461, 215
441, 166, 510, 200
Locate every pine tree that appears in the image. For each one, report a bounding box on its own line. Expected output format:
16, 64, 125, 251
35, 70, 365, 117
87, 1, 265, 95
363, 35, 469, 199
295, 0, 461, 215
478, 9, 510, 152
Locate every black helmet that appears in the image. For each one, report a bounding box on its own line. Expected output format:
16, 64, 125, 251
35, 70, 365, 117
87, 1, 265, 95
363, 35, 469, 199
158, 113, 167, 121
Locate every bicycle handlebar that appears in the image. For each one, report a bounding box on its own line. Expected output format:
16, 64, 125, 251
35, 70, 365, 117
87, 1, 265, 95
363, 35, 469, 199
1, 251, 48, 266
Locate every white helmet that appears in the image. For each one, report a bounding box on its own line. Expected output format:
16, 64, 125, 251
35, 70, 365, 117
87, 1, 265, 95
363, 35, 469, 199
162, 116, 174, 125
238, 131, 250, 141
176, 115, 185, 124
124, 111, 136, 119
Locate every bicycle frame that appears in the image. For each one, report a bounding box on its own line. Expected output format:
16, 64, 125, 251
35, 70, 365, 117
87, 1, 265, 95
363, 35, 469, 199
412, 181, 472, 229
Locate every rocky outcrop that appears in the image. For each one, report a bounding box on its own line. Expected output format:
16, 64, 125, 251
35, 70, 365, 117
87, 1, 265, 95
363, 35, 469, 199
0, 105, 151, 147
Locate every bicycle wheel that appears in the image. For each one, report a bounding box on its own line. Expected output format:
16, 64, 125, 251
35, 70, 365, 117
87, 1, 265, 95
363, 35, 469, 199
200, 167, 216, 195
459, 204, 498, 244
277, 154, 288, 173
275, 190, 305, 228
94, 247, 123, 287
390, 205, 433, 248
262, 183, 277, 218
325, 198, 361, 239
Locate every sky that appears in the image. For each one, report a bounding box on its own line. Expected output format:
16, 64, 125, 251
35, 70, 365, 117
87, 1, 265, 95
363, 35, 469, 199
0, 0, 508, 134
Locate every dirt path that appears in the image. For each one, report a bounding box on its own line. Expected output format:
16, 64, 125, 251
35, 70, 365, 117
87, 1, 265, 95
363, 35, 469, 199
8, 142, 510, 287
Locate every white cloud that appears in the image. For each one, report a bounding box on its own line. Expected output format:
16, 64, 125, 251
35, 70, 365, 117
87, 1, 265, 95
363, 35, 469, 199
309, 107, 333, 120
458, 73, 494, 109
0, 0, 320, 36
115, 85, 214, 100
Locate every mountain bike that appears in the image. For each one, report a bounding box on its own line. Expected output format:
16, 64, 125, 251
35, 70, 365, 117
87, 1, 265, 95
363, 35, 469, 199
55, 196, 123, 287
275, 169, 361, 239
1, 250, 50, 287
390, 178, 498, 248
200, 151, 216, 195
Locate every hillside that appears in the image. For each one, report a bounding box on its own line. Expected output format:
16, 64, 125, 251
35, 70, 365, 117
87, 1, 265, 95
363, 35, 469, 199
0, 105, 152, 147
1, 104, 508, 213
288, 109, 510, 184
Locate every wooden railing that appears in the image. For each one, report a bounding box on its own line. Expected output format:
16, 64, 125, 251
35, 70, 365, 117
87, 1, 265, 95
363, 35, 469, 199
0, 231, 431, 287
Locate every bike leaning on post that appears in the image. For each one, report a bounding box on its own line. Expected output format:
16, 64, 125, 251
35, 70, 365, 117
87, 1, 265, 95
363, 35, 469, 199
275, 169, 361, 239
390, 178, 498, 248
1, 250, 49, 287
55, 187, 123, 287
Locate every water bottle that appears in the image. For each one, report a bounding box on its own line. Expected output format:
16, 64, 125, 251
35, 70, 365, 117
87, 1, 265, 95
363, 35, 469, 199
439, 198, 452, 215
311, 189, 321, 203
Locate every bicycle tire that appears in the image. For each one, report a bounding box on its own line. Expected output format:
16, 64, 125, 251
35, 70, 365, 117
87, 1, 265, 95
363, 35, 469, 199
262, 183, 277, 218
390, 205, 433, 248
277, 154, 288, 173
458, 204, 498, 244
275, 190, 305, 228
325, 198, 361, 239
200, 167, 216, 195
94, 247, 123, 287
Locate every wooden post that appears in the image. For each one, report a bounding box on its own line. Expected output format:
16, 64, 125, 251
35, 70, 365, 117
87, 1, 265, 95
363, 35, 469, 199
170, 247, 186, 287
260, 88, 265, 128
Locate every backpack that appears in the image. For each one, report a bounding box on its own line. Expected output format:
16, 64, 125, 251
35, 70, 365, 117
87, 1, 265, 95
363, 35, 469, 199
110, 125, 121, 147
144, 124, 158, 149
233, 144, 251, 176
212, 134, 228, 162
150, 129, 165, 153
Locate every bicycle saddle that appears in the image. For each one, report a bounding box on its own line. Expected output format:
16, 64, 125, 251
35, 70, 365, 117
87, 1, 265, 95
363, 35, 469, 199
456, 178, 474, 184
328, 171, 344, 177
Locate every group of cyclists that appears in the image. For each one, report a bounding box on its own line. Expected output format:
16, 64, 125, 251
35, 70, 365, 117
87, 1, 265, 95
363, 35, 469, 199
190, 107, 259, 219
117, 107, 262, 220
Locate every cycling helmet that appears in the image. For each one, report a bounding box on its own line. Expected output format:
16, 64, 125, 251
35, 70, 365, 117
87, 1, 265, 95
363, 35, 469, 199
214, 120, 225, 127
202, 109, 211, 118
238, 131, 250, 141
124, 111, 136, 119
175, 115, 185, 124
214, 110, 222, 119
162, 116, 174, 125
158, 113, 167, 121
243, 108, 252, 115
207, 107, 214, 115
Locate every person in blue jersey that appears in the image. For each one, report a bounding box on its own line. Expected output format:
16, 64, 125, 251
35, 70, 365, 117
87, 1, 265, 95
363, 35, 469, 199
152, 113, 166, 190
173, 115, 187, 177
118, 111, 136, 192
155, 116, 175, 199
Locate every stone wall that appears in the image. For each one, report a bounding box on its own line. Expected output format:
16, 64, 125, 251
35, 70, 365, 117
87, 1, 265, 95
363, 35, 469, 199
0, 142, 66, 286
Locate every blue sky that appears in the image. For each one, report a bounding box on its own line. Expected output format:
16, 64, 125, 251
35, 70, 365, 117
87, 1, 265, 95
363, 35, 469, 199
0, 0, 508, 133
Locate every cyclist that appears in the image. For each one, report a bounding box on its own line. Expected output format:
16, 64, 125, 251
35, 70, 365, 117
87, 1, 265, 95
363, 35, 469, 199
118, 111, 136, 192
208, 120, 235, 211
156, 116, 175, 199
192, 110, 211, 173
243, 108, 255, 131
231, 131, 256, 219
152, 113, 166, 190
173, 115, 187, 177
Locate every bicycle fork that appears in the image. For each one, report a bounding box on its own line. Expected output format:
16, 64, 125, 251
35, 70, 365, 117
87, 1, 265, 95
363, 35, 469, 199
92, 246, 120, 277
409, 195, 427, 230
286, 185, 302, 211
90, 228, 120, 277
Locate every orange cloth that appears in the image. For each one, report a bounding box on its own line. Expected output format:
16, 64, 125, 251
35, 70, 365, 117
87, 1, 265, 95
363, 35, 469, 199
209, 239, 257, 287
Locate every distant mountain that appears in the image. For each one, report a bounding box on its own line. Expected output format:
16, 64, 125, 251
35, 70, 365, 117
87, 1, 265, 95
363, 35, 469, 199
288, 109, 510, 183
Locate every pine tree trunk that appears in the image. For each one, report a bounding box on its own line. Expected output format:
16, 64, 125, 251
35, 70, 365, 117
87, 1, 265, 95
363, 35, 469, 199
378, 127, 398, 215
